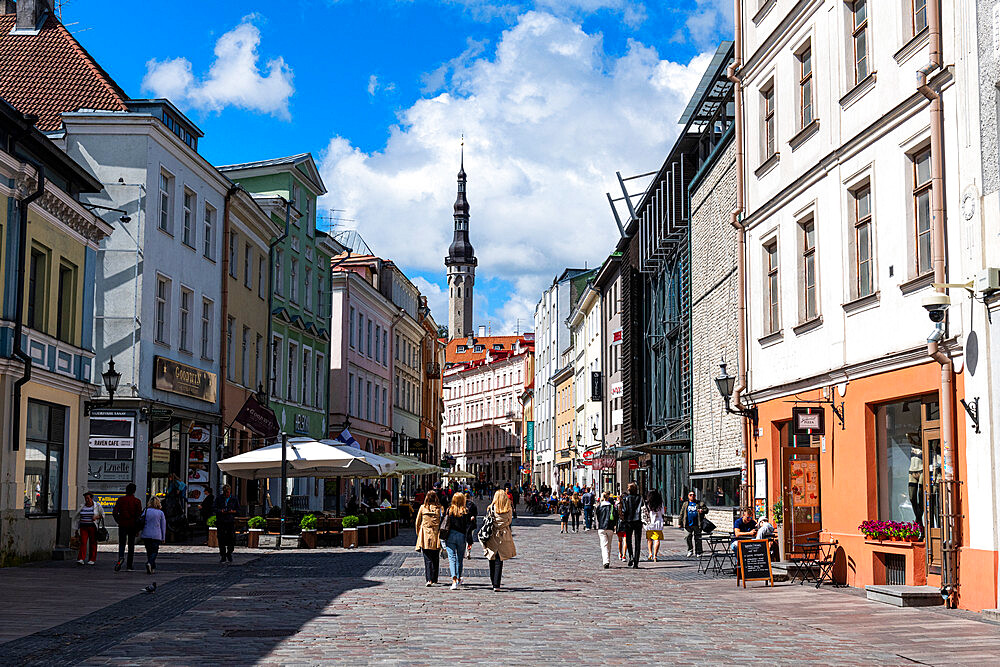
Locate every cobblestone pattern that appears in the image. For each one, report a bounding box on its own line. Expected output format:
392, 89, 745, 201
4, 513, 1000, 665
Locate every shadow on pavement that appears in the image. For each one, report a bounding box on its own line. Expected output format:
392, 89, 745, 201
1, 550, 395, 666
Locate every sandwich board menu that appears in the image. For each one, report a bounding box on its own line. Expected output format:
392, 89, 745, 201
736, 539, 773, 588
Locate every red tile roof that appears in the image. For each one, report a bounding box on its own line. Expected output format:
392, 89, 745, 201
0, 13, 129, 131
444, 335, 533, 365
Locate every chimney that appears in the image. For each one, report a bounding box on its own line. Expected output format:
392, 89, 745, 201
478, 325, 486, 338
14, 0, 50, 31
1, 0, 17, 15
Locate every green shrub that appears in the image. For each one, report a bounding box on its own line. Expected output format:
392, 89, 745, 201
300, 514, 318, 531
206, 515, 217, 528
357, 514, 369, 526
342, 515, 360, 529
372, 509, 384, 523
247, 515, 266, 530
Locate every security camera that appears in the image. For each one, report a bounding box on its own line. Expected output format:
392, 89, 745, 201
922, 293, 951, 323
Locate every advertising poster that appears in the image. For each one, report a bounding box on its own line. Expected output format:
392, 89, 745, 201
789, 460, 819, 507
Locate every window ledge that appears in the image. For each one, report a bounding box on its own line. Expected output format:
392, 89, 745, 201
181, 241, 196, 251
840, 72, 877, 110
203, 255, 216, 264
757, 329, 783, 347
894, 27, 929, 64
158, 227, 174, 239
754, 152, 780, 179
792, 315, 823, 336
789, 119, 820, 152
899, 272, 934, 296
752, 0, 776, 24
842, 291, 880, 315
153, 340, 170, 349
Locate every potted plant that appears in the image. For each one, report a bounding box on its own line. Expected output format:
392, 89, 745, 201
357, 513, 369, 546
373, 510, 384, 542
299, 514, 318, 548
207, 515, 218, 548
247, 515, 266, 548
342, 515, 360, 549
859, 520, 922, 542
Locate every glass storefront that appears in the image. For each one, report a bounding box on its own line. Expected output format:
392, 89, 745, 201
690, 470, 740, 508
24, 400, 66, 516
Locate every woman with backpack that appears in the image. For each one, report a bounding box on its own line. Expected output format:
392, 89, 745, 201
643, 489, 666, 562
620, 482, 644, 568
481, 489, 516, 591
442, 492, 471, 589
414, 491, 444, 587
140, 496, 167, 574
595, 491, 618, 568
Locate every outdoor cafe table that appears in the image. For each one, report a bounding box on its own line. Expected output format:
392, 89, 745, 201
702, 534, 737, 576
792, 541, 839, 588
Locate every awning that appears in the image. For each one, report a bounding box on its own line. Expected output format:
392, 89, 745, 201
217, 437, 397, 480
380, 454, 446, 477
634, 423, 691, 455
606, 445, 643, 461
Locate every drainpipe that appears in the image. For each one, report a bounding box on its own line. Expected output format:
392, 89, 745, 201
10, 154, 45, 452
727, 0, 749, 507
916, 0, 958, 607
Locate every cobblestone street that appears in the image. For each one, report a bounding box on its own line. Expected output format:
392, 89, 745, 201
3, 514, 1000, 666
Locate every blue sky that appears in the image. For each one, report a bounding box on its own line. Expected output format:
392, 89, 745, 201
65, 0, 732, 334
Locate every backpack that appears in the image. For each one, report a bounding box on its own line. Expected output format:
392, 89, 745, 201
478, 508, 497, 544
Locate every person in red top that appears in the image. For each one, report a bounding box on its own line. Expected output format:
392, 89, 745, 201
112, 483, 143, 572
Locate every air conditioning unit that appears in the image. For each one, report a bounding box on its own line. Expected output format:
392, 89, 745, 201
975, 268, 1000, 295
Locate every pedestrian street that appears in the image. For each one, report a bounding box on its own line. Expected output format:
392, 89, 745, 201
2, 512, 999, 665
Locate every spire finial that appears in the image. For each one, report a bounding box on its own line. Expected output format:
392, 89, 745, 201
460, 134, 464, 170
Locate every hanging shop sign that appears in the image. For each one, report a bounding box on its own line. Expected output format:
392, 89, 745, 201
792, 406, 824, 436
293, 413, 310, 435
153, 356, 217, 403
234, 394, 280, 438
611, 329, 622, 345
628, 459, 639, 470
591, 371, 602, 401
88, 459, 134, 482
524, 421, 534, 450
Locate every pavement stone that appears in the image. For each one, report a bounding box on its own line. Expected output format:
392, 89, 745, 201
1, 510, 999, 665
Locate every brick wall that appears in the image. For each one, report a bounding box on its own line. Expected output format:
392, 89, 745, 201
689, 140, 743, 475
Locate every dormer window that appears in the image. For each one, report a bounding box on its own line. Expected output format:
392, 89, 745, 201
457, 345, 467, 353
474, 345, 485, 353
493, 344, 503, 350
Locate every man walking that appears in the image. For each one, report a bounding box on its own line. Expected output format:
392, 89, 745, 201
620, 482, 644, 568
595, 491, 617, 568
112, 483, 143, 572
215, 484, 239, 563
682, 490, 708, 557
581, 486, 595, 531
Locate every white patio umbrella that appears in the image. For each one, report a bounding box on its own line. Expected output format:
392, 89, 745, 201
217, 437, 396, 480
316, 440, 397, 477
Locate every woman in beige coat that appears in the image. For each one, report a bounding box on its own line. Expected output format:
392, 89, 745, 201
482, 489, 516, 591
414, 491, 443, 586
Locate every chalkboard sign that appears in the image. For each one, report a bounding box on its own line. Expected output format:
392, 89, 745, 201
736, 539, 773, 587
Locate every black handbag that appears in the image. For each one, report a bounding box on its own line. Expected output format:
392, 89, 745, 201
478, 508, 496, 544
96, 517, 110, 542
439, 511, 451, 539
701, 518, 717, 534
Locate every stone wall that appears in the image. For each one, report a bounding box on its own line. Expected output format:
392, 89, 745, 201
689, 139, 743, 475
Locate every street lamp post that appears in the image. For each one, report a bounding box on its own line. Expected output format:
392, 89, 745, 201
101, 358, 122, 405
714, 360, 757, 506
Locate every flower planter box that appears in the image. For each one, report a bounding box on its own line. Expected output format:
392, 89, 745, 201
247, 529, 264, 548
207, 527, 218, 548
300, 530, 317, 549
358, 526, 368, 547
342, 527, 358, 549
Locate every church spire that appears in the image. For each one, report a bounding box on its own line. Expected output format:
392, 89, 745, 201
446, 140, 476, 339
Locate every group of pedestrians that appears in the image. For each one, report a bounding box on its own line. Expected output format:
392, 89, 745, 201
73, 484, 167, 574
414, 488, 516, 591
587, 483, 669, 568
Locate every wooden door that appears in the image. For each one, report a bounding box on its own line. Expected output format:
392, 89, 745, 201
781, 431, 822, 555
921, 396, 942, 571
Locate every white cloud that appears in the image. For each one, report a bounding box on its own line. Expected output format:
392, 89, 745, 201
686, 0, 733, 46
320, 11, 713, 333
367, 74, 396, 98
411, 276, 448, 328
142, 16, 294, 119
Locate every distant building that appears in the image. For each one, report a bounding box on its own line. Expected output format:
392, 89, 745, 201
442, 336, 533, 487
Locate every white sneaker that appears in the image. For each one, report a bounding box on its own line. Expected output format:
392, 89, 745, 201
86, 561, 96, 566
450, 581, 459, 590
686, 550, 694, 557
76, 559, 85, 565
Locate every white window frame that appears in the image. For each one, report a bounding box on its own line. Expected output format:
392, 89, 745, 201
203, 203, 216, 259
158, 169, 173, 235
179, 287, 192, 352
201, 298, 213, 359
155, 275, 171, 344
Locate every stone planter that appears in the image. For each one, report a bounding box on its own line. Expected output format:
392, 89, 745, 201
342, 527, 358, 549
300, 530, 317, 549
377, 523, 385, 542
358, 525, 368, 546
247, 528, 264, 548
207, 527, 218, 548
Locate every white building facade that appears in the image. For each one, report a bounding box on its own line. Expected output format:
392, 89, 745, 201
568, 284, 602, 489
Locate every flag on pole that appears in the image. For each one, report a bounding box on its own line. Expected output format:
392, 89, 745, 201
335, 429, 360, 448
